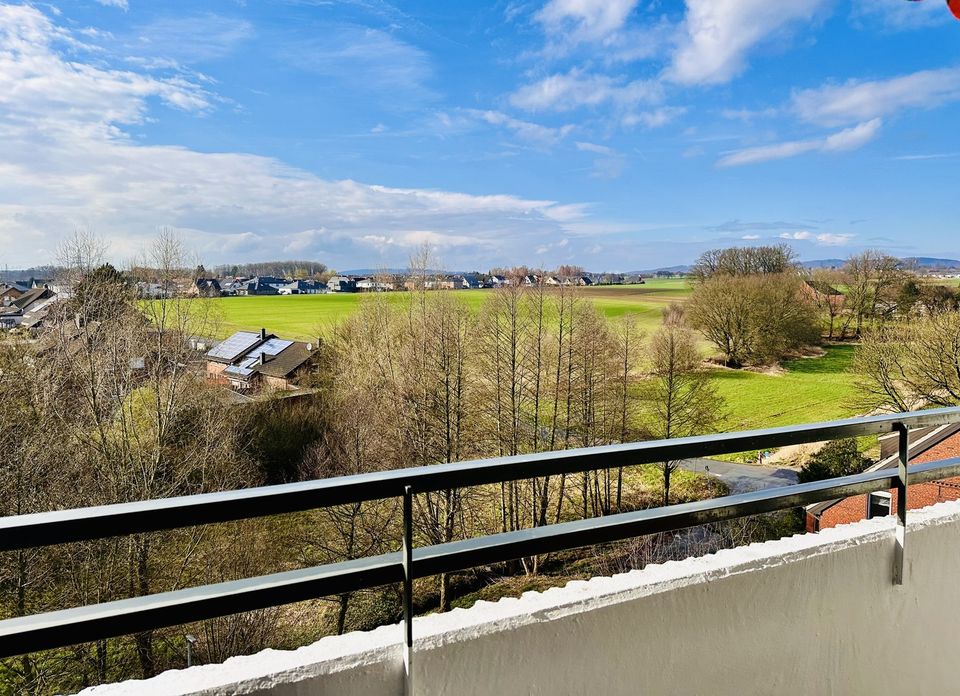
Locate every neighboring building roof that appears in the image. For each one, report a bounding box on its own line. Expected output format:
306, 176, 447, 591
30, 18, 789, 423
12, 286, 54, 310
804, 280, 843, 296
256, 342, 313, 378
207, 331, 266, 363
207, 330, 314, 383
806, 422, 960, 518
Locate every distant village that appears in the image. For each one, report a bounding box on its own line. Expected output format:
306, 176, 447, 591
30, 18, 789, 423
0, 266, 658, 403
144, 270, 651, 299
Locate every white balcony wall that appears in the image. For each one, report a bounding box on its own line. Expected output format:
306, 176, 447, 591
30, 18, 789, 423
84, 500, 960, 696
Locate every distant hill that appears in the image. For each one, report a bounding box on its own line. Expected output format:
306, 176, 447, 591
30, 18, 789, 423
801, 257, 960, 270
628, 265, 692, 275
903, 257, 960, 269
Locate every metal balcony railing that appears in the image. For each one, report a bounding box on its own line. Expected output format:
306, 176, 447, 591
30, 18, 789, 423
2, 406, 960, 687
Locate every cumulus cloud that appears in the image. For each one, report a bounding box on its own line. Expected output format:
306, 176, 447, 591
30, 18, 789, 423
791, 67, 960, 126
779, 231, 853, 245
509, 69, 661, 112
0, 5, 594, 268
814, 233, 854, 246
667, 0, 829, 85
717, 118, 881, 166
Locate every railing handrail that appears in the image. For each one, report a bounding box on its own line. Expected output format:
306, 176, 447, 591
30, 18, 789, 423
3, 406, 959, 552
1, 407, 959, 662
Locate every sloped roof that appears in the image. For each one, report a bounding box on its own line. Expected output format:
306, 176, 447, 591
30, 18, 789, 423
207, 330, 313, 380
207, 331, 266, 362
13, 287, 54, 310
256, 342, 313, 378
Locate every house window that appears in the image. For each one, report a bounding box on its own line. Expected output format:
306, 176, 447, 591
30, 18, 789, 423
867, 491, 892, 519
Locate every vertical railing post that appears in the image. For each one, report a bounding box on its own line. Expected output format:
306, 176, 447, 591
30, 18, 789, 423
402, 485, 414, 695
893, 423, 909, 585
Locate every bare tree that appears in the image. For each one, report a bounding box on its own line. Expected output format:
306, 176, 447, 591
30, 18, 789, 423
645, 320, 723, 505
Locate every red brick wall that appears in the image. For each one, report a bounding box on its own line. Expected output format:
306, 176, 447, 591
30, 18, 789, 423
813, 432, 960, 531
206, 361, 228, 384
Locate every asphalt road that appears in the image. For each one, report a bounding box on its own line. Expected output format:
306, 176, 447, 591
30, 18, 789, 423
680, 458, 799, 494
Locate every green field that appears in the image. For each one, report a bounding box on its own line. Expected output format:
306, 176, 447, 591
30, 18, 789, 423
713, 345, 861, 431
204, 279, 693, 340
198, 279, 864, 433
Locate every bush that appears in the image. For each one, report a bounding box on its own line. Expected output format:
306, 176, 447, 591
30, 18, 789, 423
798, 438, 870, 483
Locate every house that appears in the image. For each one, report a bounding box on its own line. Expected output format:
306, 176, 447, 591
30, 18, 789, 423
240, 278, 281, 296
190, 278, 223, 297
206, 328, 316, 392
806, 423, 960, 532
355, 279, 394, 292
448, 274, 481, 290
327, 276, 357, 293
0, 283, 24, 302
600, 274, 624, 285
0, 285, 57, 329
801, 279, 844, 309
488, 275, 509, 287
279, 280, 326, 295
219, 279, 247, 296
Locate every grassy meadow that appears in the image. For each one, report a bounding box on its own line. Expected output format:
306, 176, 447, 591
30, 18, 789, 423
714, 345, 861, 431
203, 279, 693, 340
196, 277, 864, 434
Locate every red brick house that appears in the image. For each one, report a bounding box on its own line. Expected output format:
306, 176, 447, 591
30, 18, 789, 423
806, 423, 960, 532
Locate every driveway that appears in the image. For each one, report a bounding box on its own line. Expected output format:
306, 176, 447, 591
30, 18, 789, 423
679, 458, 799, 494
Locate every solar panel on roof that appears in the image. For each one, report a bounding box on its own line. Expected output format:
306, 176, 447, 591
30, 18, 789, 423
207, 332, 262, 361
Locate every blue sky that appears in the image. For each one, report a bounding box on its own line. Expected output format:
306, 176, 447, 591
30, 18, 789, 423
1, 0, 959, 271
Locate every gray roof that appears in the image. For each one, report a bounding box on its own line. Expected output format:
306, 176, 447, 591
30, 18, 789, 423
207, 331, 265, 362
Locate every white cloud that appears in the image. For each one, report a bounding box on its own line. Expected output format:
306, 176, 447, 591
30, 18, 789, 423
125, 13, 254, 64
465, 109, 574, 145
717, 118, 881, 166
741, 234, 761, 240
509, 69, 661, 112
791, 67, 960, 126
281, 25, 436, 103
779, 231, 812, 240
667, 0, 828, 85
0, 5, 597, 268
815, 233, 853, 246
575, 142, 626, 179
850, 0, 948, 30
95, 0, 128, 8
622, 106, 686, 128
536, 0, 638, 43
821, 118, 881, 151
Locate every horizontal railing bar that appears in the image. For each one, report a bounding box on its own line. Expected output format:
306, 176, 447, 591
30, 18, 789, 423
412, 461, 960, 578
1, 407, 959, 552
4, 456, 960, 660
0, 554, 403, 659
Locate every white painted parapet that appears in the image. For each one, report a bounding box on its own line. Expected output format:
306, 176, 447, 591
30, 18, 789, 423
82, 500, 960, 696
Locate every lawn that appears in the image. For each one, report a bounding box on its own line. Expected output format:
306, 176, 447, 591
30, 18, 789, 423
197, 280, 864, 435
712, 345, 862, 431
201, 279, 693, 340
